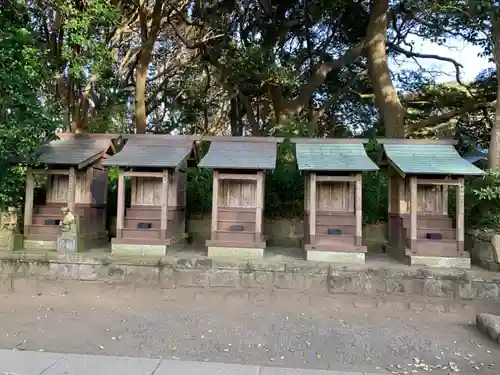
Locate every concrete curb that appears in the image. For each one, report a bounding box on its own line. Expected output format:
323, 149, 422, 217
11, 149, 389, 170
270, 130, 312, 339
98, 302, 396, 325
0, 349, 386, 375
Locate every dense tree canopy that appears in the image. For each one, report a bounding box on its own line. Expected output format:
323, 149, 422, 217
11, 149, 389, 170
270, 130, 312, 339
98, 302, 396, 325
1, 0, 499, 165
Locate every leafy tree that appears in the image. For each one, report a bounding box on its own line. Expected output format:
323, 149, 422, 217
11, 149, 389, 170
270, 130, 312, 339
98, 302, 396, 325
0, 0, 59, 207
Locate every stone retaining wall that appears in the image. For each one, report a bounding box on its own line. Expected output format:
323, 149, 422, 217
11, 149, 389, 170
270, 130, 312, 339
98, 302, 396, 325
1, 251, 500, 302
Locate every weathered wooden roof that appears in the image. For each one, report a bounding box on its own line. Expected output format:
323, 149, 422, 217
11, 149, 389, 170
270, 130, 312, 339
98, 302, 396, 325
102, 135, 196, 168
292, 138, 378, 172
35, 133, 117, 169
199, 139, 278, 170
381, 140, 485, 176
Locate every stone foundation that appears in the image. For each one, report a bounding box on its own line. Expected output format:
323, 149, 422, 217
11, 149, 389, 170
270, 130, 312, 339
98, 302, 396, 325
409, 256, 471, 269
306, 251, 365, 264
1, 250, 500, 302
207, 246, 264, 258
111, 243, 167, 256
24, 239, 57, 251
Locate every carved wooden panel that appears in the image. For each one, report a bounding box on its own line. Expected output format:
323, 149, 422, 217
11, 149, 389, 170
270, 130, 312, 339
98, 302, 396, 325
316, 181, 354, 211
219, 180, 257, 208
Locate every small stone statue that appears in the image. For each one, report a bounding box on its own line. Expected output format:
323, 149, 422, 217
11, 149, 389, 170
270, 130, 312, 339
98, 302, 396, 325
59, 206, 76, 234
1, 207, 19, 232
0, 206, 22, 250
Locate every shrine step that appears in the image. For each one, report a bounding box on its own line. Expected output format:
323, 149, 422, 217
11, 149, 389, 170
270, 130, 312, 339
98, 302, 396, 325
315, 234, 356, 246
417, 227, 456, 240
36, 205, 65, 215
124, 218, 161, 229
217, 220, 256, 232
315, 224, 356, 236
215, 231, 257, 242
402, 215, 454, 229
125, 206, 161, 219
409, 239, 460, 257
316, 212, 355, 226
111, 237, 170, 246
33, 214, 61, 226
28, 224, 61, 236
217, 209, 256, 222
121, 228, 162, 240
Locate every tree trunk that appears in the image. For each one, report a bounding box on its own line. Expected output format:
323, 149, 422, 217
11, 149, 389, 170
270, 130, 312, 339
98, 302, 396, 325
135, 55, 149, 134
134, 0, 164, 134
489, 11, 500, 170
365, 0, 406, 138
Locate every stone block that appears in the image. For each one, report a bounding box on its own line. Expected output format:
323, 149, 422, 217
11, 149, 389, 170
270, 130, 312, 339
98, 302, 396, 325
273, 272, 305, 289
160, 268, 176, 289
175, 269, 208, 287
133, 266, 161, 285
209, 269, 240, 287
303, 272, 329, 291
77, 264, 99, 281
422, 278, 456, 298
477, 313, 500, 343
251, 270, 274, 288
27, 262, 51, 278
207, 246, 264, 258
328, 271, 377, 294
51, 263, 79, 279
24, 239, 57, 250
57, 235, 83, 253
105, 264, 127, 280
385, 277, 424, 296
457, 281, 474, 300
471, 281, 499, 300
306, 250, 365, 264
0, 231, 23, 251
409, 255, 471, 269
111, 243, 167, 256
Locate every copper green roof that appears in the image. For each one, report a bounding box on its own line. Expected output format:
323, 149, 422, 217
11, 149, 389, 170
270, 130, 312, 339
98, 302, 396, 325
199, 140, 278, 170
102, 135, 195, 168
293, 140, 378, 172
382, 143, 485, 176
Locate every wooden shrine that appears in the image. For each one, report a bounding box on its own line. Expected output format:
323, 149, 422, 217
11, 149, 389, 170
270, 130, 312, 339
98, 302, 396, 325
103, 135, 199, 256
379, 139, 485, 268
199, 137, 280, 258
24, 133, 119, 250
293, 139, 378, 263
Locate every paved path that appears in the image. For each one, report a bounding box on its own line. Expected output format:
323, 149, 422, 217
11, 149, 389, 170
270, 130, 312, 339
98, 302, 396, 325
0, 349, 383, 375
1, 281, 500, 374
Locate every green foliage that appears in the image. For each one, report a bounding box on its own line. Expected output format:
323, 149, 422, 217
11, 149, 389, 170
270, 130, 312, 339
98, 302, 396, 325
0, 1, 59, 208
264, 141, 303, 218
463, 171, 500, 231
362, 171, 388, 224
186, 167, 213, 217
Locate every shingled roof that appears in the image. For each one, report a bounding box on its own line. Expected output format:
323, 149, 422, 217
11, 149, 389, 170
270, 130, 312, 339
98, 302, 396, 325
379, 139, 485, 176
102, 135, 196, 168
199, 138, 278, 170
35, 133, 117, 169
292, 138, 378, 172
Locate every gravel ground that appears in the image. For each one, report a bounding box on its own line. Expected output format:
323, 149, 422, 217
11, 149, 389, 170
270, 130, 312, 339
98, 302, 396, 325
0, 280, 500, 374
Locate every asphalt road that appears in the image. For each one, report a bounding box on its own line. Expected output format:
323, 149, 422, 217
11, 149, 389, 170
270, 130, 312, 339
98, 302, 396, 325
0, 280, 499, 374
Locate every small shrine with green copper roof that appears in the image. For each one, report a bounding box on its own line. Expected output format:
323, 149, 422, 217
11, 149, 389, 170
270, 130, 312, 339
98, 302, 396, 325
292, 138, 378, 264
378, 138, 485, 268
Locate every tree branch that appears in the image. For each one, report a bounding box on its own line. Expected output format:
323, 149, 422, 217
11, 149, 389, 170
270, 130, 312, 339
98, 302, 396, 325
281, 41, 365, 116
387, 41, 465, 84
410, 100, 496, 131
